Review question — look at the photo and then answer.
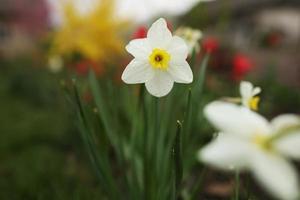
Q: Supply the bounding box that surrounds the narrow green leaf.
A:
[72,80,119,200]
[182,89,192,145]
[192,53,210,103]
[173,120,183,199]
[183,54,210,171]
[88,71,121,158]
[190,48,198,70]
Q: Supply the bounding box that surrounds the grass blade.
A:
[173,120,183,199]
[192,53,210,103]
[88,71,121,158]
[72,80,119,200]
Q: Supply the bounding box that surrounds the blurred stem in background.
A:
[235,170,240,200]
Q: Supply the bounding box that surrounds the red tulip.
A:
[232,54,253,81]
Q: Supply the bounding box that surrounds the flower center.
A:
[149,48,170,70]
[248,96,260,111]
[252,134,272,151]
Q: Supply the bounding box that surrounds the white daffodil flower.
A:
[175,27,202,55]
[198,101,300,200]
[240,81,261,111]
[122,18,193,97]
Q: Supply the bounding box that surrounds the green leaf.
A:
[182,89,192,150]
[72,80,119,200]
[88,71,121,158]
[173,120,183,199]
[192,53,210,103]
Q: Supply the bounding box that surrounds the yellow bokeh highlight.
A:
[51,0,127,62]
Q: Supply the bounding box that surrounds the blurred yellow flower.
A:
[51,0,127,62]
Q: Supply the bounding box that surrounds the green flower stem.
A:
[142,88,150,200]
[153,97,160,200]
[235,170,240,200]
[143,95,160,200]
[190,48,197,70]
[182,89,192,156]
[174,120,183,198]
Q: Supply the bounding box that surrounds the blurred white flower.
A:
[175,27,202,55]
[240,81,261,111]
[198,101,300,200]
[117,0,214,22]
[48,55,63,73]
[47,0,216,25]
[122,18,193,97]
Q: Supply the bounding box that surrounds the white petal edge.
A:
[121,59,154,84]
[270,114,300,133]
[198,133,254,170]
[168,60,193,83]
[125,38,152,60]
[145,71,174,97]
[147,18,172,49]
[240,81,253,99]
[167,36,189,62]
[250,152,299,200]
[252,87,261,96]
[204,101,271,138]
[274,131,300,159]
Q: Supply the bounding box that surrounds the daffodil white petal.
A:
[240,81,253,99]
[271,114,300,159]
[126,38,152,60]
[270,114,300,133]
[147,18,172,48]
[121,59,154,84]
[199,134,254,170]
[145,71,174,97]
[167,36,188,62]
[252,87,261,96]
[204,101,271,138]
[168,60,193,83]
[250,152,299,200]
[274,132,300,159]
